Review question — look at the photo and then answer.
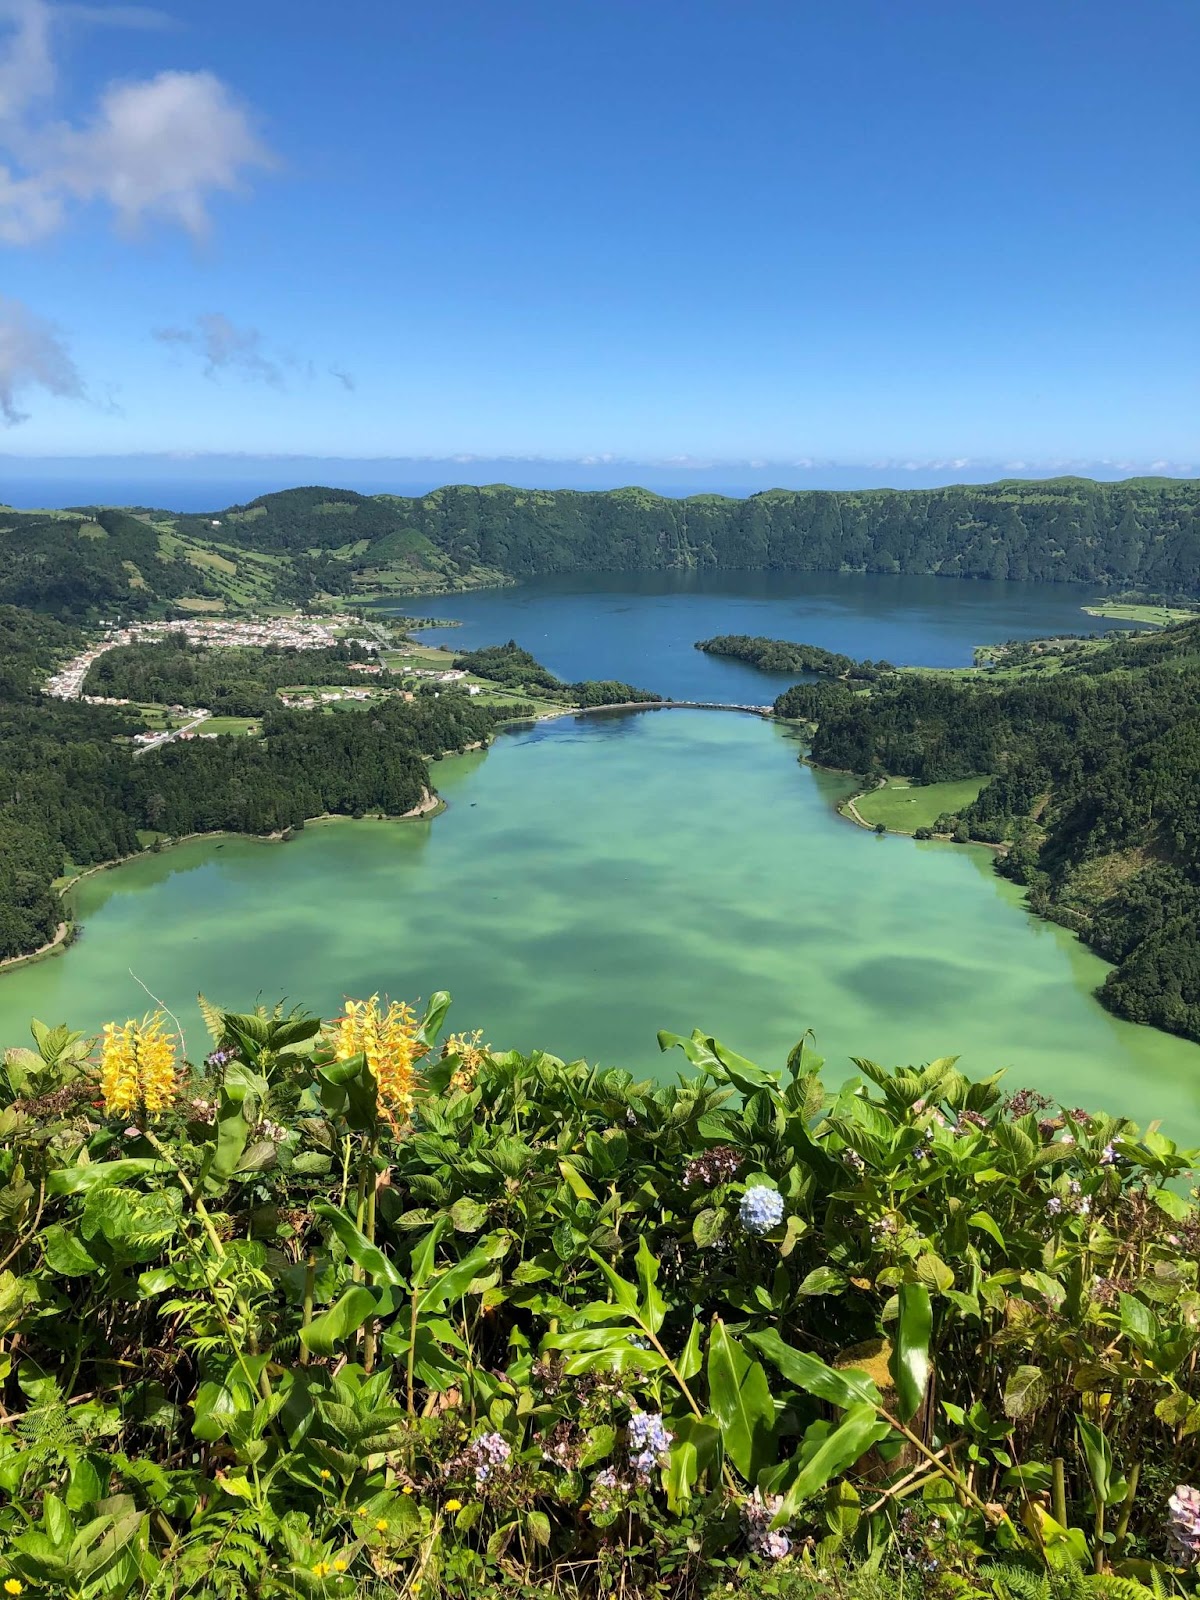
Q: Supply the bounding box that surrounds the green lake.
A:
[3,707,1199,1138]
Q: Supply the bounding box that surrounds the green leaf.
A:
[1154,1187,1193,1222]
[525,1510,551,1548]
[207,1085,252,1190]
[418,1245,494,1312]
[890,1283,931,1423]
[313,1203,405,1287]
[1003,1364,1049,1420]
[665,1416,720,1512]
[677,1320,703,1381]
[692,1208,723,1248]
[588,1250,640,1317]
[706,1320,775,1480]
[634,1237,666,1334]
[579,1425,616,1468]
[968,1210,1005,1248]
[1118,1292,1156,1353]
[797,1266,846,1296]
[1076,1415,1113,1507]
[300,1286,381,1356]
[915,1255,954,1294]
[409,1216,449,1289]
[41,1225,100,1277]
[47,1159,164,1197]
[777,1405,890,1519]
[449,1196,488,1232]
[747,1328,882,1411]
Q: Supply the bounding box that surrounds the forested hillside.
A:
[10,476,1200,619]
[802,620,1200,1040]
[204,476,1200,590]
[0,618,525,962]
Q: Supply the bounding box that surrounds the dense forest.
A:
[0,616,526,963]
[84,639,379,716]
[11,477,1200,620]
[798,620,1200,1040]
[453,639,662,706]
[696,634,893,682]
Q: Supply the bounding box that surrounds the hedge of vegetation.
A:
[2,998,1199,1600]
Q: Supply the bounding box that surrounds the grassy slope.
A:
[854,777,990,832]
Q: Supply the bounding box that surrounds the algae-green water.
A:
[3,709,1199,1138]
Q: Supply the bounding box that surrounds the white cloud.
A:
[154,312,283,386]
[0,292,83,423]
[0,0,272,243]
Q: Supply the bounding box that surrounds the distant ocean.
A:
[0,478,450,513]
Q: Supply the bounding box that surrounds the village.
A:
[42,611,484,750]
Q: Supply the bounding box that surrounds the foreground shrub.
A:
[0,1001,1198,1597]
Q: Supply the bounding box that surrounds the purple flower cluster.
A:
[467,1431,511,1484]
[627,1410,672,1478]
[744,1490,790,1560]
[206,1048,235,1070]
[1169,1485,1200,1562]
[682,1145,743,1189]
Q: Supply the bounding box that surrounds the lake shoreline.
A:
[0,789,445,978]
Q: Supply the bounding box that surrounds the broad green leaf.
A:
[47,1160,164,1197]
[677,1320,703,1381]
[300,1286,381,1356]
[665,1416,719,1512]
[706,1320,774,1480]
[418,1245,494,1312]
[1003,1364,1050,1420]
[890,1283,931,1423]
[409,1216,450,1289]
[747,1328,882,1411]
[915,1254,954,1294]
[314,1202,405,1286]
[968,1211,1005,1248]
[41,1225,100,1277]
[559,1161,598,1202]
[1118,1292,1156,1353]
[777,1404,890,1519]
[588,1250,640,1317]
[797,1266,846,1296]
[634,1237,666,1334]
[1076,1415,1112,1507]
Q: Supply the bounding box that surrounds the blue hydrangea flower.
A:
[739,1185,785,1235]
[627,1410,672,1477]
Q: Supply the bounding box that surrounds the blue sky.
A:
[0,0,1197,488]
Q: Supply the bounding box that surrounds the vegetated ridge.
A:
[759,619,1200,1042]
[8,475,1200,620]
[453,640,661,707]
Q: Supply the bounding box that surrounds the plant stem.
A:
[1052,1456,1067,1527]
[1113,1461,1140,1557]
[300,1255,315,1366]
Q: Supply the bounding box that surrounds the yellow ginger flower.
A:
[329,997,425,1128]
[444,1029,488,1093]
[99,1013,179,1119]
